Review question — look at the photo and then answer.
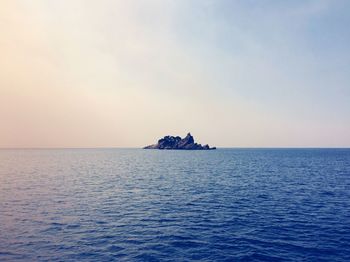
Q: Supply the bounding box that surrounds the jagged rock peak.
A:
[143,133,216,150]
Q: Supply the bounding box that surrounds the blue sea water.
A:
[0,149,350,261]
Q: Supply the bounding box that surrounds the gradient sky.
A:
[1,0,349,148]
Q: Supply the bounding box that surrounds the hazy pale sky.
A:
[1,0,349,148]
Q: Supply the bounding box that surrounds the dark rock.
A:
[144,133,216,150]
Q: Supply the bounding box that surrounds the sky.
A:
[0,0,349,148]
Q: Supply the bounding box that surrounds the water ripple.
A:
[0,148,350,261]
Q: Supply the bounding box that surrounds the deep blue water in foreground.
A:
[0,149,350,261]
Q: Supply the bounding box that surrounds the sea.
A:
[0,148,349,261]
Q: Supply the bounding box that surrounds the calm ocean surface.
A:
[0,149,350,261]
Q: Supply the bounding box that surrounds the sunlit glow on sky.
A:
[1,0,349,148]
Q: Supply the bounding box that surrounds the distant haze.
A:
[1,0,349,148]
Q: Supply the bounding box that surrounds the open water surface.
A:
[0,148,350,261]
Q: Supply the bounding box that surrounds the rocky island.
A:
[144,133,216,150]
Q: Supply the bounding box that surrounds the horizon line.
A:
[1,147,350,150]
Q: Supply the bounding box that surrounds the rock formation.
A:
[144,133,216,150]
